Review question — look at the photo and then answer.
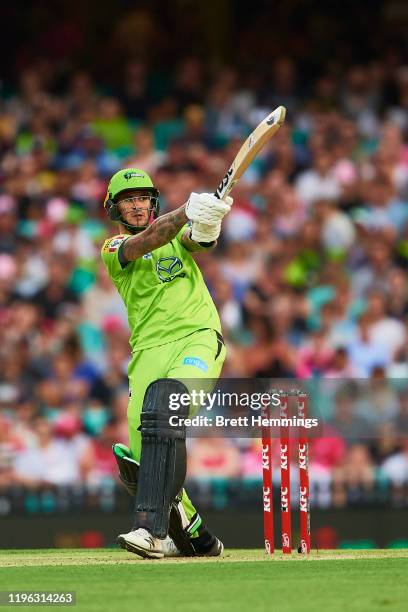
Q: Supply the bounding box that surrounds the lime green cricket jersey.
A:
[101,225,221,351]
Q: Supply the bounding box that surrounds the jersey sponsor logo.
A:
[183,357,208,372]
[143,252,152,260]
[103,236,126,253]
[156,256,185,283]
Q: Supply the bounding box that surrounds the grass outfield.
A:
[1,549,408,612]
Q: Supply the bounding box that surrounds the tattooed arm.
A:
[180,228,217,252]
[121,205,188,262]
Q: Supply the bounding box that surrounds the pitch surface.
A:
[1,549,407,612]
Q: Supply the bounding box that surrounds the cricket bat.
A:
[214,105,286,200]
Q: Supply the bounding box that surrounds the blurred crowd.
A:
[1,54,408,503]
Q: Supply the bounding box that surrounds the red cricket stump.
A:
[279,392,291,554]
[297,393,311,553]
[261,402,274,554]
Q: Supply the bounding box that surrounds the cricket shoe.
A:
[162,536,181,557]
[117,528,165,559]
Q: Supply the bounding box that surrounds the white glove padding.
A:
[186,193,233,224]
[191,220,221,243]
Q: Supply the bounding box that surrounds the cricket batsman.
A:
[101,168,231,558]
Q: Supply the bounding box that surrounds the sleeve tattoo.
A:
[122,205,189,261]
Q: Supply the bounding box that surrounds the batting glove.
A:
[185,193,233,224]
[191,220,222,243]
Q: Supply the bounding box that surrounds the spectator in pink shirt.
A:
[296,330,334,378]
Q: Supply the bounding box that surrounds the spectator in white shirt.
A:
[366,291,406,358]
[381,439,408,486]
[13,417,87,487]
[295,150,340,207]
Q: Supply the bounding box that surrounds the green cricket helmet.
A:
[103,168,160,232]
